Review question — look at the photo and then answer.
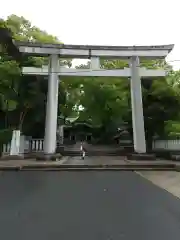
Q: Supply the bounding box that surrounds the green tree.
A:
[0,15,72,137]
[76,59,180,146]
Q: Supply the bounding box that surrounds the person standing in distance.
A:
[80,141,86,160]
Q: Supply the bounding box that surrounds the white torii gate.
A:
[17,42,174,156]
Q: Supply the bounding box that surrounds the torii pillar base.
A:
[35,153,62,161]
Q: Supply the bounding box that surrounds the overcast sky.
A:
[1,0,180,69]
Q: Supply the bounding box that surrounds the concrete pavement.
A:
[62,156,126,165]
[137,171,180,199]
[0,157,69,167]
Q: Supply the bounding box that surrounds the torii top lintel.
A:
[15,41,174,59]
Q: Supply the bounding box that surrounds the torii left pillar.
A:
[44,54,59,156]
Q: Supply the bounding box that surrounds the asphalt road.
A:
[0,171,180,240]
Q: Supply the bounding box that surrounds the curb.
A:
[9,163,178,168]
[0,164,177,171]
[20,168,176,171]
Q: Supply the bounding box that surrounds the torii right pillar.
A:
[130,56,146,153]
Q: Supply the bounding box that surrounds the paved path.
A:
[0,156,126,167]
[62,156,126,165]
[0,156,177,168]
[1,171,180,239]
[0,158,67,167]
[137,171,180,199]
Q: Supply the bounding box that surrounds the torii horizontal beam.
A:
[15,41,174,59]
[22,66,166,77]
